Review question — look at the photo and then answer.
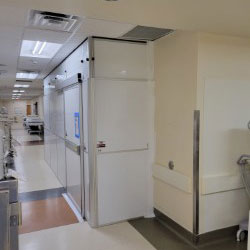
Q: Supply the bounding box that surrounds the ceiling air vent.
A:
[28,10,81,33]
[120,26,174,41]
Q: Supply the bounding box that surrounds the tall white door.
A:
[64,84,82,212]
[94,79,149,225]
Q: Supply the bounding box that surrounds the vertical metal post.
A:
[0,191,10,250]
[79,79,85,219]
[193,110,200,239]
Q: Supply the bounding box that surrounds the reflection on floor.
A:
[19,188,66,202]
[15,144,62,193]
[20,197,78,234]
[12,125,43,144]
[20,222,156,250]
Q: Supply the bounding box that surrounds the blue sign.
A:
[74,112,80,138]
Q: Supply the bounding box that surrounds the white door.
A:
[94,79,149,225]
[64,84,82,212]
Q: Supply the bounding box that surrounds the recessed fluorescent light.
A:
[32,41,40,55]
[20,40,62,59]
[14,84,30,88]
[13,90,25,93]
[16,72,38,80]
[38,42,47,55]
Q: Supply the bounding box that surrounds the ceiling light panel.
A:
[14,84,30,88]
[16,72,38,79]
[20,40,62,58]
[13,90,25,93]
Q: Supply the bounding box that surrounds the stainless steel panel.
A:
[0,191,10,250]
[193,110,200,237]
[0,178,18,203]
[79,82,85,218]
[10,202,21,250]
[65,140,80,155]
[0,178,20,250]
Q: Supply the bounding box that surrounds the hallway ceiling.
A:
[0,5,134,100]
[1,0,250,99]
[1,0,250,37]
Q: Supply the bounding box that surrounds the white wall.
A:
[154,31,199,232]
[0,100,27,122]
[197,33,250,233]
[154,31,250,234]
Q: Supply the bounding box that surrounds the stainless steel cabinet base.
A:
[0,178,21,250]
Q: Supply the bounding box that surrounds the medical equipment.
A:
[0,107,16,179]
[0,107,21,250]
[236,122,250,241]
[236,155,250,241]
[24,115,44,134]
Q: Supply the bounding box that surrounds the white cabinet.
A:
[64,45,84,79]
[91,78,150,226]
[94,39,147,80]
[97,151,147,225]
[95,79,149,152]
[43,38,153,228]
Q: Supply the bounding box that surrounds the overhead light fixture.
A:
[32,41,40,55]
[16,72,38,80]
[20,40,62,58]
[14,84,30,88]
[13,90,25,93]
[38,42,47,55]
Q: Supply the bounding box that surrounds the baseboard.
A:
[154,208,238,246]
[199,225,238,244]
[154,209,196,245]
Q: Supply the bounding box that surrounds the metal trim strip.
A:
[65,140,80,155]
[193,110,200,238]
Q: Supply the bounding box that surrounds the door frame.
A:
[58,74,85,219]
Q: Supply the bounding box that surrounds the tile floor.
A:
[130,218,247,250]
[19,222,156,250]
[20,197,78,234]
[16,125,156,250]
[14,124,247,250]
[15,144,62,193]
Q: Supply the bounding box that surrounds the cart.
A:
[236,154,250,241]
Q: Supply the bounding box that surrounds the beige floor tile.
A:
[19,222,156,250]
[14,142,62,193]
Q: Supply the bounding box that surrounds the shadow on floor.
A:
[129,218,247,250]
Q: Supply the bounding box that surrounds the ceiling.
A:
[0,5,134,100]
[1,0,250,38]
[1,0,250,100]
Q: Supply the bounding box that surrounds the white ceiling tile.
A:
[23,28,72,44]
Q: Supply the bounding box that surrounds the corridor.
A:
[13,125,157,250]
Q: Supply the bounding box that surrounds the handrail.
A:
[237,154,250,166]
